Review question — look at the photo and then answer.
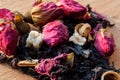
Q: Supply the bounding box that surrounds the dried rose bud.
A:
[16,22,30,35]
[14,11,24,23]
[0,8,14,21]
[56,0,86,18]
[0,9,19,56]
[35,53,67,76]
[94,29,115,57]
[23,11,33,24]
[42,20,69,47]
[14,12,30,35]
[0,22,19,56]
[31,2,63,26]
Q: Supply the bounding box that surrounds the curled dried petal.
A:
[69,23,91,45]
[76,23,91,37]
[35,53,68,76]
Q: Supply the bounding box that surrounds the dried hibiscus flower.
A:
[56,0,87,18]
[31,2,63,26]
[94,29,115,57]
[42,20,69,47]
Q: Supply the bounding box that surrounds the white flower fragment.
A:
[26,31,44,49]
[69,33,86,45]
[69,23,91,45]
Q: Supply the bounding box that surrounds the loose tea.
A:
[0,0,119,80]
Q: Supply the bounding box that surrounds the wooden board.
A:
[0,0,120,80]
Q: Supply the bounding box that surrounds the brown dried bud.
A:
[23,11,33,24]
[14,12,30,35]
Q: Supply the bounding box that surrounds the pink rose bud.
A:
[0,8,18,56]
[0,8,14,21]
[0,22,19,56]
[94,29,115,57]
[42,20,69,47]
[31,2,63,26]
[56,0,86,18]
[35,53,67,76]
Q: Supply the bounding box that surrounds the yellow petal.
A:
[67,52,74,67]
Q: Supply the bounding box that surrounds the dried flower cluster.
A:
[0,0,118,80]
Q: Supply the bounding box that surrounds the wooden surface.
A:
[0,0,120,80]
